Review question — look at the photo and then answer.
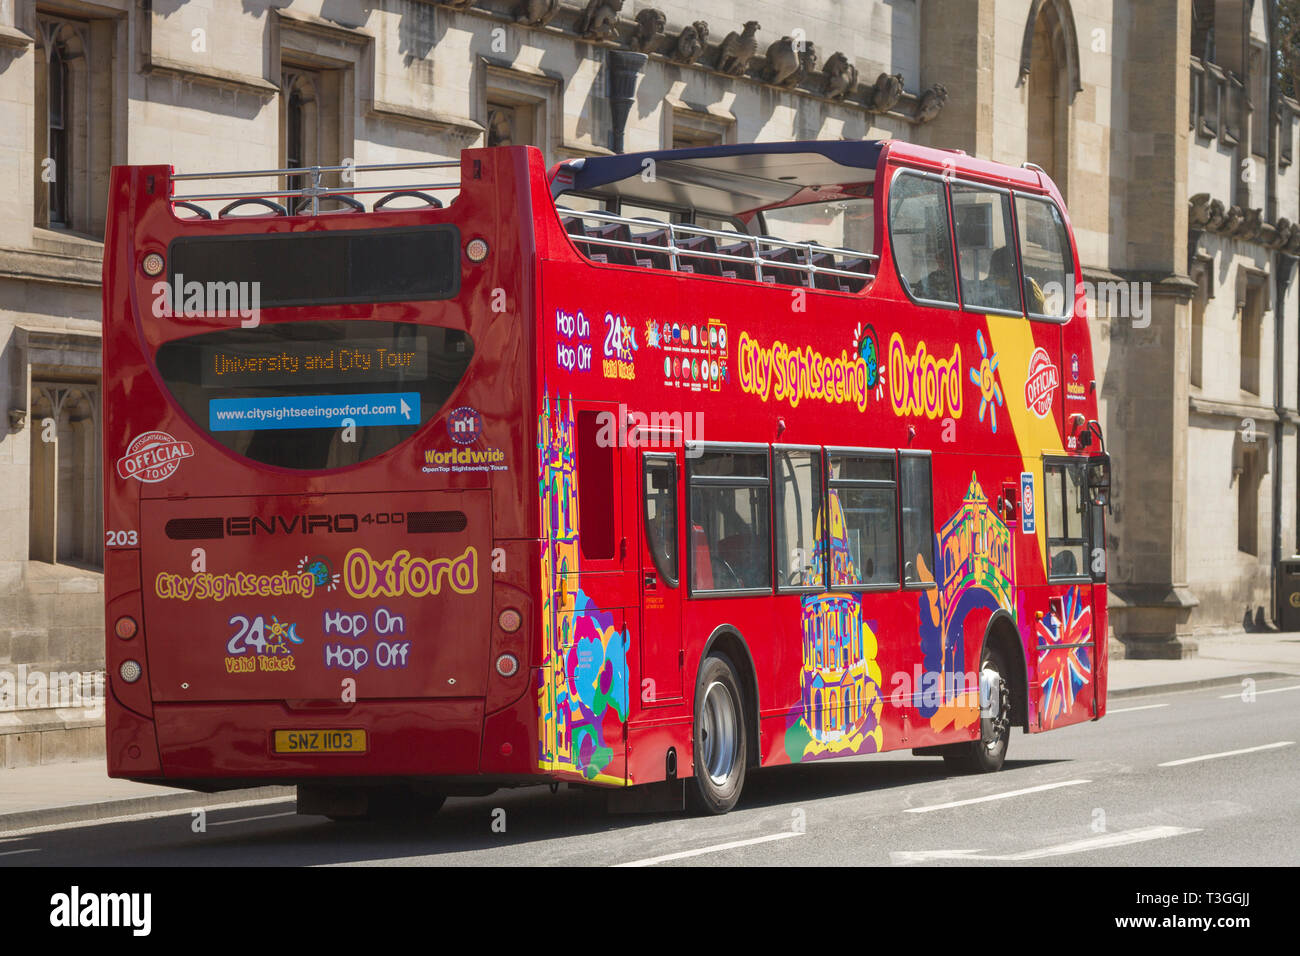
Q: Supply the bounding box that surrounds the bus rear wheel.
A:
[942,644,1012,774]
[687,653,748,815]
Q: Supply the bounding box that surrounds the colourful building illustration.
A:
[536,393,629,783]
[787,491,884,760]
[917,473,1015,730]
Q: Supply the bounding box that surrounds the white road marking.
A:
[1158,740,1294,767]
[0,848,41,857]
[904,779,1091,813]
[209,811,297,828]
[614,831,801,867]
[1108,703,1169,714]
[1218,684,1300,699]
[891,825,1201,864]
[0,796,293,839]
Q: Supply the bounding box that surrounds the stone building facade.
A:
[0,0,1295,763]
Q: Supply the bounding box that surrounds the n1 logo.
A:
[1020,471,1036,535]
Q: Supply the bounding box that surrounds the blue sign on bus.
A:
[209,392,420,431]
[1021,471,1036,534]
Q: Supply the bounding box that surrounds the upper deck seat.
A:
[758,242,806,287]
[810,250,840,291]
[717,240,758,281]
[676,235,723,276]
[810,249,871,293]
[629,219,672,270]
[838,257,871,293]
[591,222,637,266]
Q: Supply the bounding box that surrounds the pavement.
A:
[3,629,1299,837]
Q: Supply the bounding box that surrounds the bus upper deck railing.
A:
[554,206,877,292]
[164,162,876,295]
[169,161,462,217]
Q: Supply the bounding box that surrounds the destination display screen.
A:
[200,338,429,388]
[167,225,460,307]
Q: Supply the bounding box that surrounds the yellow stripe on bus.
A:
[983,314,1066,577]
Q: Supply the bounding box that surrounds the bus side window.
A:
[1089,496,1107,582]
[1015,195,1075,320]
[826,451,898,588]
[774,447,825,591]
[888,172,958,307]
[576,410,616,560]
[951,185,1021,314]
[688,449,771,594]
[899,453,935,586]
[643,455,678,586]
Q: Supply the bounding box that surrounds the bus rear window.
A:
[155,320,473,470]
[167,225,460,307]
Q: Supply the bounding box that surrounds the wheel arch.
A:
[699,624,762,768]
[983,610,1030,732]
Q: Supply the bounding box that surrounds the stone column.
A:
[918,0,995,156]
[1106,0,1199,658]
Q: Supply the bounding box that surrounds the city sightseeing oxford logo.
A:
[116,431,195,483]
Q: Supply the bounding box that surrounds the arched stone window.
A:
[33,16,90,230]
[29,383,102,568]
[1019,0,1082,200]
[283,70,322,171]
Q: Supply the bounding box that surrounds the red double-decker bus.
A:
[103,140,1111,817]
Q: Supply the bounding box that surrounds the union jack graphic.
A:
[1037,587,1092,729]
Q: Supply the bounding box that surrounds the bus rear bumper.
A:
[143,699,485,779]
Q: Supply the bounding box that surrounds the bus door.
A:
[542,403,633,782]
[638,451,684,706]
[1036,457,1097,730]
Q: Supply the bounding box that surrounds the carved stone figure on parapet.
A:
[515,0,561,28]
[914,83,948,123]
[863,72,904,113]
[670,21,709,65]
[717,21,760,76]
[822,53,859,101]
[764,36,800,86]
[629,8,667,54]
[578,0,625,42]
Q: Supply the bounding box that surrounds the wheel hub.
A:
[700,680,738,785]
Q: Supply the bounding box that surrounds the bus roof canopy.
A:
[554,140,885,217]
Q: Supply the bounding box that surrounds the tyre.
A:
[942,644,1012,773]
[687,653,748,814]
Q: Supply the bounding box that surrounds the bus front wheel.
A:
[943,644,1011,774]
[687,653,748,814]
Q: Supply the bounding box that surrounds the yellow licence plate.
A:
[273,729,367,754]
